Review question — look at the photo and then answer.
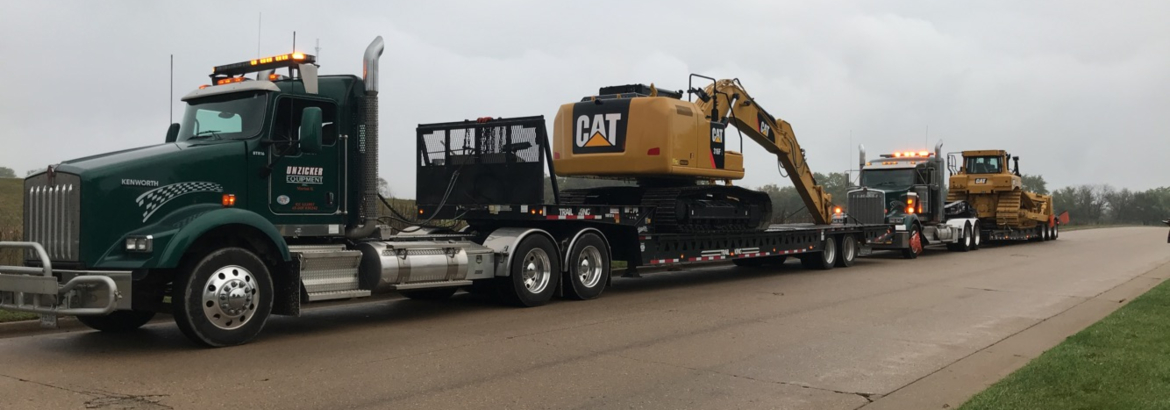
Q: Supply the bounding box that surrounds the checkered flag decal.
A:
[136,182,224,222]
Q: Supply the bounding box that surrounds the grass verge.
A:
[0,309,38,323]
[959,278,1170,410]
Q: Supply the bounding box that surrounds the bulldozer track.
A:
[996,190,1023,226]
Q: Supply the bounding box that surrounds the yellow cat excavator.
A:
[552,75,834,232]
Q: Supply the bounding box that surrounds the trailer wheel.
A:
[835,235,857,267]
[400,287,459,300]
[496,235,560,307]
[77,310,156,333]
[563,232,609,300]
[172,247,273,347]
[1051,224,1059,240]
[901,226,924,259]
[972,228,983,250]
[801,237,837,270]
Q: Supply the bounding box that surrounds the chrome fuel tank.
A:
[357,241,495,293]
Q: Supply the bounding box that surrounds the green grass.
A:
[0,309,37,323]
[0,178,22,266]
[959,279,1170,410]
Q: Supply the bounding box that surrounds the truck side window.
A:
[271,98,340,151]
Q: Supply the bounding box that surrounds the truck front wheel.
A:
[77,310,155,333]
[172,248,274,347]
[901,226,924,259]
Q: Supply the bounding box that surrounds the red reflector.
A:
[647,147,660,156]
[554,152,561,159]
[476,117,493,123]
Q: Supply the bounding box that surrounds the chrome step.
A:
[291,245,367,302]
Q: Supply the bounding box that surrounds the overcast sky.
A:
[2,1,1167,196]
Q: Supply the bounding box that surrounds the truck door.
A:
[266,97,341,216]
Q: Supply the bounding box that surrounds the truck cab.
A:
[845,142,979,258]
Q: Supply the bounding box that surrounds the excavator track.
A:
[995,190,1023,227]
[559,185,772,233]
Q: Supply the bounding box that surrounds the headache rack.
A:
[416,116,559,218]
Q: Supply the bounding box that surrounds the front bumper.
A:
[0,242,129,319]
[869,231,911,250]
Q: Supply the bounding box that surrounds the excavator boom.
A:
[696,79,834,225]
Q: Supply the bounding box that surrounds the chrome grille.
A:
[24,172,81,262]
[847,190,885,225]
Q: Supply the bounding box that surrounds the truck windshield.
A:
[964,156,1002,174]
[860,169,917,189]
[177,92,268,142]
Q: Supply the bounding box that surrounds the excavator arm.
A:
[693,79,834,225]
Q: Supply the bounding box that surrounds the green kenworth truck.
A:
[0,36,889,347]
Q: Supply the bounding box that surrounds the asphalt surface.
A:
[0,227,1166,410]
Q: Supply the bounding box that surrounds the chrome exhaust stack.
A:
[347,36,385,239]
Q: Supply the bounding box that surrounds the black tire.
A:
[563,232,609,300]
[800,237,837,270]
[77,310,156,333]
[172,247,274,347]
[733,255,787,267]
[901,226,923,259]
[1052,224,1059,240]
[400,287,459,300]
[835,235,857,267]
[972,228,983,250]
[952,225,972,252]
[495,235,560,307]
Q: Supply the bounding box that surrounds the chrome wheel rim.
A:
[576,246,604,288]
[201,265,257,330]
[843,238,855,262]
[823,238,837,264]
[521,248,552,294]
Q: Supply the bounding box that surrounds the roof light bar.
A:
[211,52,316,80]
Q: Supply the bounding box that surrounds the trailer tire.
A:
[972,228,983,250]
[172,247,273,347]
[1052,224,1059,240]
[496,235,560,307]
[400,287,459,301]
[800,237,837,270]
[563,232,609,300]
[77,310,156,333]
[835,235,857,267]
[901,226,924,259]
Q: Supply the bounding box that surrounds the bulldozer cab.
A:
[959,150,1008,175]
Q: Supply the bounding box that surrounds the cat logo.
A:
[576,113,622,148]
[571,99,630,154]
[757,112,776,143]
[711,127,724,143]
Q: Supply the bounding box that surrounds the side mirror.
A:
[299,107,323,154]
[165,123,180,143]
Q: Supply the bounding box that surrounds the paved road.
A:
[1,227,1167,410]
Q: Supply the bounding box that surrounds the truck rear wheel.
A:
[1052,224,1060,240]
[496,235,560,307]
[835,235,857,267]
[948,225,972,252]
[563,232,608,300]
[77,310,156,333]
[800,237,837,270]
[172,247,274,347]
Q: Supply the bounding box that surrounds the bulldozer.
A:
[946,150,1059,241]
[551,76,834,233]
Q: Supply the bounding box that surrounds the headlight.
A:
[124,235,153,253]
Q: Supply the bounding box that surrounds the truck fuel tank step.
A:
[290,245,370,302]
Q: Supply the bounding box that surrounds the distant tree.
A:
[1020,174,1048,195]
[0,167,14,178]
[377,177,392,198]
